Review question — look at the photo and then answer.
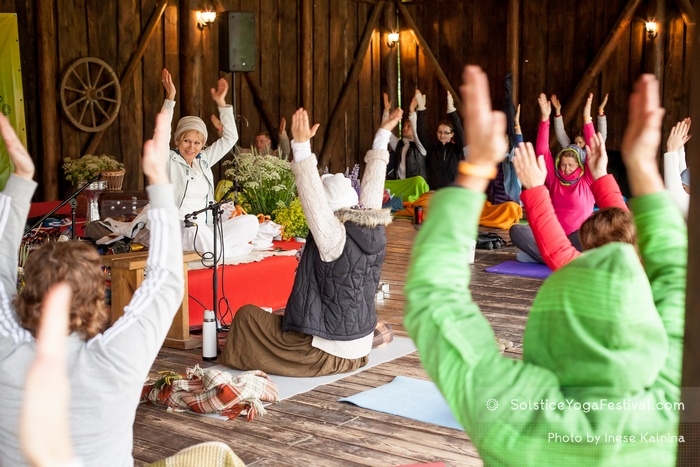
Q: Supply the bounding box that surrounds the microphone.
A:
[220,183,237,203]
[184,213,196,228]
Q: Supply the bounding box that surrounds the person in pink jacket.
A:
[509,93,597,263]
[512,131,633,270]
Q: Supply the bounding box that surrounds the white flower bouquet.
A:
[223,150,297,216]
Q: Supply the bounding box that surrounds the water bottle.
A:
[202,310,218,361]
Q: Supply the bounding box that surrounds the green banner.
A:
[0,14,27,190]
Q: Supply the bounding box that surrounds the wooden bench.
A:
[101,251,202,350]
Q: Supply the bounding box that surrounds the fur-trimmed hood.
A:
[335,207,393,228]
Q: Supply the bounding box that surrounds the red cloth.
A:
[28,201,86,236]
[187,240,301,326]
[522,174,628,271]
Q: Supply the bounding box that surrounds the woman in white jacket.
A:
[161,69,258,260]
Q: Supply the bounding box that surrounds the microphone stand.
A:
[185,183,237,336]
[24,175,102,239]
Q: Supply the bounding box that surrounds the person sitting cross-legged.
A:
[220,107,398,377]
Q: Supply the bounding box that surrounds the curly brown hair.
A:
[14,241,109,339]
[579,207,637,251]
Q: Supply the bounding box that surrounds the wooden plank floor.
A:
[134,218,543,466]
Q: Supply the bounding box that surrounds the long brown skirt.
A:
[220,305,368,377]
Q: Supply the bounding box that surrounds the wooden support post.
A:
[301,0,314,110]
[678,1,700,458]
[507,0,521,106]
[318,1,385,169]
[676,0,696,26]
[83,0,169,156]
[383,1,398,110]
[646,0,666,83]
[396,1,463,117]
[560,0,642,134]
[243,73,279,142]
[179,0,203,119]
[36,0,61,200]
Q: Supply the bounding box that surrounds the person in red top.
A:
[512,132,632,270]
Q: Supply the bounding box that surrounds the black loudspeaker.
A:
[219,11,256,72]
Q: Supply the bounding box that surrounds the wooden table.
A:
[101,250,202,349]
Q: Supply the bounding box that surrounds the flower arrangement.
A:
[223,150,296,216]
[273,197,309,240]
[62,154,124,185]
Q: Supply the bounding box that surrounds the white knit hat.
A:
[321,173,358,211]
[174,116,208,143]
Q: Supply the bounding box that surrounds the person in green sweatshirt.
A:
[404,66,686,466]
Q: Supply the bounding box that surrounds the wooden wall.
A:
[1,0,693,200]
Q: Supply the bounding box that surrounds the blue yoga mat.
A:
[339,376,462,430]
[485,259,551,279]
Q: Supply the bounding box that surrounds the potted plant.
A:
[62,154,125,188]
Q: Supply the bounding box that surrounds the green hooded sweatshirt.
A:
[404,187,686,466]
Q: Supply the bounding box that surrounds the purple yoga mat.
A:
[485,260,552,279]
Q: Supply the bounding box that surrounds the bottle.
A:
[202,310,218,361]
[414,206,423,225]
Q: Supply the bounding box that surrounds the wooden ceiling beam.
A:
[319,0,385,169]
[560,0,642,136]
[396,1,463,117]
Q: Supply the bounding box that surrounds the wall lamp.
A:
[645,21,658,40]
[387,32,400,48]
[197,10,217,30]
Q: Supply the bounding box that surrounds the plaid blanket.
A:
[141,365,279,420]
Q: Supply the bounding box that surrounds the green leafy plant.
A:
[62,154,124,185]
[273,197,309,240]
[223,150,296,216]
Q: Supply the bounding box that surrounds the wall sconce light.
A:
[387,32,400,48]
[645,21,658,39]
[196,10,217,30]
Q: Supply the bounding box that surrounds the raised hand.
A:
[586,132,608,180]
[461,66,508,168]
[550,95,562,115]
[409,95,418,113]
[161,68,176,101]
[20,283,74,467]
[279,116,287,135]
[415,89,426,110]
[598,93,609,115]
[383,92,391,112]
[583,93,593,122]
[0,114,34,180]
[537,93,551,121]
[291,108,320,143]
[210,78,229,107]
[142,110,171,185]
[381,108,403,131]
[512,142,547,189]
[666,117,691,153]
[447,91,456,113]
[621,74,666,196]
[210,114,223,134]
[514,104,521,129]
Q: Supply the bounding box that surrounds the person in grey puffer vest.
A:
[220,107,401,377]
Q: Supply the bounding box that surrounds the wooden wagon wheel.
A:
[60,57,122,133]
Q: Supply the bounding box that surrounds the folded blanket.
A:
[141,365,279,420]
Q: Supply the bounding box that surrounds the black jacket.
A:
[417,110,465,190]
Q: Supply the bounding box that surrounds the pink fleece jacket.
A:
[535,119,595,235]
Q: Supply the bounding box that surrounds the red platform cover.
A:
[187,240,302,327]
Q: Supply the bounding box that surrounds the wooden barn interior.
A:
[3,0,700,464]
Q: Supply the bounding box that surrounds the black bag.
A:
[476,232,507,250]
